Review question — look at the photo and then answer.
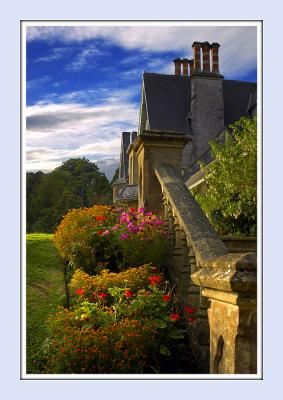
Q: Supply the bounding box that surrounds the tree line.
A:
[27,158,114,233]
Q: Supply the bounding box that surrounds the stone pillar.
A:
[135,131,191,216]
[173,58,182,75]
[192,41,202,73]
[191,252,257,374]
[201,41,211,73]
[211,42,220,75]
[127,143,138,185]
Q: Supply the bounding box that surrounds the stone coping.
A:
[154,163,228,264]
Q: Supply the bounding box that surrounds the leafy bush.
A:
[53,206,169,274]
[195,117,257,236]
[42,265,197,374]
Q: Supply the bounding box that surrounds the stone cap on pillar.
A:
[191,252,257,295]
[135,130,192,155]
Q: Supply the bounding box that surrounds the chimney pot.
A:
[173,58,182,76]
[182,58,189,76]
[211,42,221,75]
[201,41,211,73]
[192,41,202,73]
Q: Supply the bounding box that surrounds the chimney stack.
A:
[173,58,182,75]
[192,41,202,73]
[211,42,220,75]
[201,41,211,73]
[182,58,189,75]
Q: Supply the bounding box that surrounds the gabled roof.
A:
[143,73,191,134]
[142,72,257,134]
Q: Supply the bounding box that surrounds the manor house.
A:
[113,41,257,207]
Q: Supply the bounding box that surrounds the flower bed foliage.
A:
[53,205,169,274]
[41,265,198,374]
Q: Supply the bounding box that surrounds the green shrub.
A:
[195,117,257,236]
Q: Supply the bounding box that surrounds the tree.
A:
[26,158,112,233]
[195,117,257,236]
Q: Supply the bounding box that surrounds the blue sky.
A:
[26,24,257,176]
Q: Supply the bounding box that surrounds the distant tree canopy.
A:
[27,158,112,233]
[194,117,257,236]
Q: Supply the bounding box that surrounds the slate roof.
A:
[222,79,257,127]
[143,72,257,134]
[116,185,138,202]
[143,73,191,134]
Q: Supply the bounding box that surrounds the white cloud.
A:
[26,89,139,172]
[33,47,70,63]
[26,75,51,90]
[66,44,105,71]
[26,25,257,77]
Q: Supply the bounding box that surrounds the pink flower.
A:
[119,212,131,223]
[154,220,164,226]
[127,223,139,233]
[145,211,153,217]
[120,233,129,240]
[138,207,145,213]
[101,229,110,236]
[112,225,120,231]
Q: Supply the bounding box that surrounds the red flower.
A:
[184,306,198,314]
[98,292,107,299]
[97,229,103,236]
[187,317,197,324]
[169,313,180,321]
[75,288,85,296]
[124,290,134,298]
[129,207,136,213]
[95,215,107,222]
[149,275,162,286]
[163,294,170,302]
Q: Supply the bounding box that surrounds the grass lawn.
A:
[26,233,65,374]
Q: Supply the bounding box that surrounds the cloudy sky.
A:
[25,23,257,178]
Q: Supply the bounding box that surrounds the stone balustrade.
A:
[154,163,257,374]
